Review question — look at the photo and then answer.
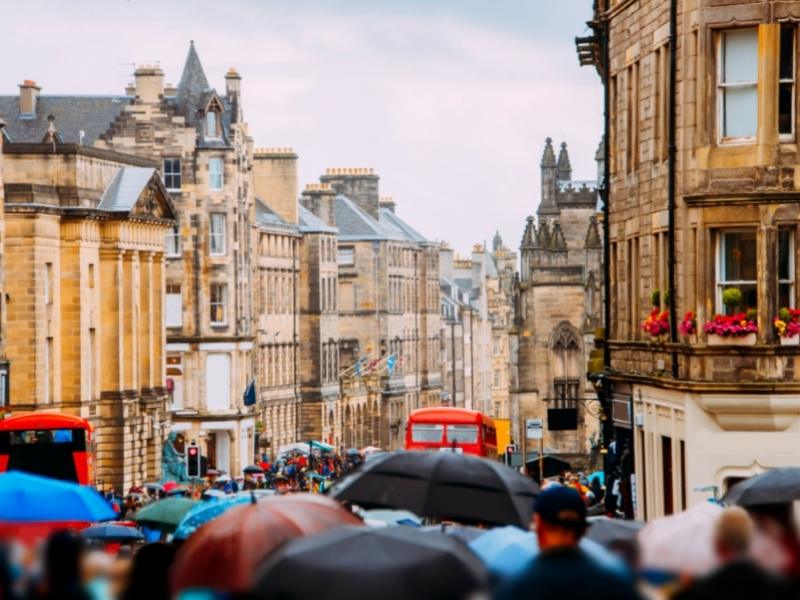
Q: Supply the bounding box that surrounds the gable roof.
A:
[0,95,131,144]
[335,195,403,241]
[299,204,337,234]
[98,167,176,220]
[378,207,428,243]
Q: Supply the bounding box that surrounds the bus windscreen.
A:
[0,428,85,483]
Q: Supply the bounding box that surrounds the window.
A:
[446,424,479,444]
[88,263,95,289]
[626,61,640,171]
[166,225,181,257]
[166,284,182,328]
[779,229,795,308]
[44,262,53,306]
[338,247,354,266]
[411,423,444,443]
[209,214,226,255]
[718,28,758,140]
[716,230,757,313]
[210,283,227,325]
[209,157,224,191]
[206,111,219,139]
[780,24,796,139]
[205,353,231,411]
[163,158,182,191]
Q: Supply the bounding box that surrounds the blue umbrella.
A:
[469,526,627,579]
[81,524,144,542]
[173,490,274,540]
[0,471,116,522]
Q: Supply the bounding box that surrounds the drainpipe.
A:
[601,16,611,370]
[667,0,679,377]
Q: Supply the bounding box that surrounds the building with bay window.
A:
[583,0,800,520]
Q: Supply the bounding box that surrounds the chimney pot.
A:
[134,64,165,103]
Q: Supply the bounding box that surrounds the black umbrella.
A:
[586,518,644,547]
[421,523,486,543]
[243,464,265,475]
[329,451,538,528]
[81,524,144,542]
[723,468,800,506]
[252,526,488,600]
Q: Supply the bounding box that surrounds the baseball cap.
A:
[534,486,587,532]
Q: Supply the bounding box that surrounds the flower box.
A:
[780,336,800,346]
[707,333,756,346]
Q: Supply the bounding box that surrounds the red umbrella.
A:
[171,493,363,594]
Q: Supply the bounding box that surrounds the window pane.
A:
[411,424,443,443]
[722,231,757,281]
[723,29,758,83]
[206,111,217,137]
[780,83,794,135]
[780,25,795,81]
[209,158,223,190]
[780,283,793,309]
[445,425,479,444]
[723,86,757,138]
[779,230,792,280]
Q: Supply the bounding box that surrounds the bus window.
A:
[446,425,479,444]
[411,424,444,443]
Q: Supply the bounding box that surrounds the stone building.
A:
[583,0,800,519]
[0,120,7,403]
[93,44,257,475]
[513,139,603,465]
[0,139,175,492]
[300,170,442,450]
[489,233,515,420]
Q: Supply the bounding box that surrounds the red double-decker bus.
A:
[0,413,94,485]
[405,407,497,458]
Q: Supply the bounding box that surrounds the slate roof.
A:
[334,195,403,241]
[255,198,299,233]
[0,95,131,144]
[97,167,157,212]
[378,207,428,244]
[176,41,211,127]
[299,204,337,234]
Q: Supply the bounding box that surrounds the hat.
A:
[534,486,587,531]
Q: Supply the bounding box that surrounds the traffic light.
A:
[505,444,517,466]
[186,441,201,478]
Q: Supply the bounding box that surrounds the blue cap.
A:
[534,486,586,530]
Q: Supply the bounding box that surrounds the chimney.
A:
[134,64,165,103]
[320,168,380,220]
[163,83,177,98]
[225,68,242,101]
[379,197,396,213]
[300,183,337,227]
[18,80,41,116]
[252,148,299,225]
[125,81,136,96]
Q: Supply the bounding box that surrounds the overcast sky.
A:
[1,0,602,255]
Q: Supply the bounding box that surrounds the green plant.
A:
[722,287,744,311]
[779,307,791,322]
[651,289,660,308]
[746,308,757,322]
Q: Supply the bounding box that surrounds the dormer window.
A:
[206,110,219,139]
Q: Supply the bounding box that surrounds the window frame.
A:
[208,157,224,191]
[165,284,182,328]
[779,24,796,141]
[209,213,227,256]
[162,158,182,191]
[166,225,181,258]
[338,246,355,266]
[209,282,228,326]
[715,229,758,314]
[206,111,220,139]
[717,28,759,144]
[778,228,796,308]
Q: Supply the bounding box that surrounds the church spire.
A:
[541,137,556,168]
[538,137,559,216]
[176,41,211,124]
[557,142,572,182]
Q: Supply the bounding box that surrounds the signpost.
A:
[525,418,544,482]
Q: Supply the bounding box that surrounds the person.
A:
[28,531,90,600]
[496,487,642,600]
[119,543,176,600]
[675,506,793,600]
[107,551,132,600]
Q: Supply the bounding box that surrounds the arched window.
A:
[549,321,581,401]
[206,110,219,138]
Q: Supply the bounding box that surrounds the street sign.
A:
[526,418,543,440]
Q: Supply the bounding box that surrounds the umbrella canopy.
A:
[243,464,265,475]
[171,493,362,594]
[722,468,800,507]
[81,524,144,542]
[639,501,722,575]
[173,491,274,540]
[143,482,164,493]
[421,523,485,543]
[253,526,489,600]
[133,497,196,533]
[0,471,116,523]
[202,489,226,500]
[361,446,382,455]
[586,518,644,548]
[329,451,539,528]
[363,509,421,528]
[468,525,625,579]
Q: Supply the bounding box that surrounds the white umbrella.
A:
[639,501,723,575]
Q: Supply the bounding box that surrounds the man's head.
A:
[532,486,587,550]
[714,506,754,562]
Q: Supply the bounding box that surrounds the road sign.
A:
[526,418,543,440]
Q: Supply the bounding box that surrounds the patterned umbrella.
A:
[173,490,274,540]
